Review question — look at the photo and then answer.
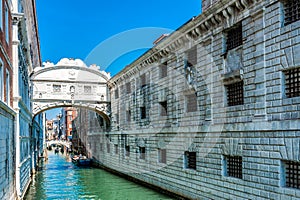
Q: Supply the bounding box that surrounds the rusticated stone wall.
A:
[82,0,300,199]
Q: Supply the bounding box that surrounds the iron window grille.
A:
[159,62,168,78]
[226,23,243,52]
[125,145,130,157]
[107,143,110,153]
[284,160,300,189]
[114,145,118,154]
[140,74,146,88]
[126,110,131,122]
[160,101,168,116]
[139,147,146,159]
[186,93,198,112]
[126,82,131,94]
[84,86,91,93]
[283,0,300,26]
[226,155,243,179]
[226,81,244,106]
[53,84,61,92]
[284,68,300,98]
[115,88,119,99]
[140,107,146,119]
[185,151,197,170]
[158,149,167,164]
[115,113,119,125]
[187,46,197,66]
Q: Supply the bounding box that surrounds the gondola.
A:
[71,155,92,166]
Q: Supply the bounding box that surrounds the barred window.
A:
[125,145,130,157]
[159,101,168,116]
[140,74,146,88]
[186,94,197,112]
[53,84,61,93]
[115,113,119,124]
[283,0,300,26]
[126,82,131,94]
[226,81,244,106]
[139,147,146,159]
[114,144,118,154]
[187,46,197,66]
[140,107,146,119]
[107,142,110,153]
[126,110,131,122]
[226,23,243,52]
[84,86,91,94]
[284,68,300,98]
[225,155,243,179]
[184,151,196,170]
[159,62,168,78]
[284,160,300,189]
[115,88,119,99]
[158,149,167,164]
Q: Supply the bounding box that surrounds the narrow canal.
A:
[25,151,175,200]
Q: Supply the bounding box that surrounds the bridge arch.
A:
[46,140,72,149]
[30,58,111,124]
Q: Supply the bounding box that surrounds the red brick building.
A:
[0,0,12,106]
[63,107,77,140]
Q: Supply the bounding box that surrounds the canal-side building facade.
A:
[84,0,300,199]
[62,107,78,141]
[11,0,43,199]
[8,0,44,199]
[0,0,15,199]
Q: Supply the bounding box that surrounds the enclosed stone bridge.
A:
[46,140,71,149]
[30,58,111,123]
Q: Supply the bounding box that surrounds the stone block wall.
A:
[86,0,300,199]
[0,103,15,200]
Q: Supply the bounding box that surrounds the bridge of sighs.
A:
[30,58,111,124]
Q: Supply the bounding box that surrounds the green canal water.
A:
[25,151,175,200]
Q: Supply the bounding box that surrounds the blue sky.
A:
[36,0,201,119]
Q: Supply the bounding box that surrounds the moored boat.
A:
[72,155,92,166]
[54,147,59,154]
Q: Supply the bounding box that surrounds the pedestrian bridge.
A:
[46,140,71,148]
[30,58,111,123]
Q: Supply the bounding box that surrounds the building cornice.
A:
[109,0,259,86]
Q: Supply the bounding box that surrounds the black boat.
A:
[72,155,92,166]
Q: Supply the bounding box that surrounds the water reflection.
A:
[25,151,174,200]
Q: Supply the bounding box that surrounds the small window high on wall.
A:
[282,160,300,189]
[184,151,196,170]
[159,62,168,78]
[225,81,244,106]
[224,155,243,179]
[186,93,197,112]
[284,67,300,98]
[226,23,243,52]
[283,0,300,26]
